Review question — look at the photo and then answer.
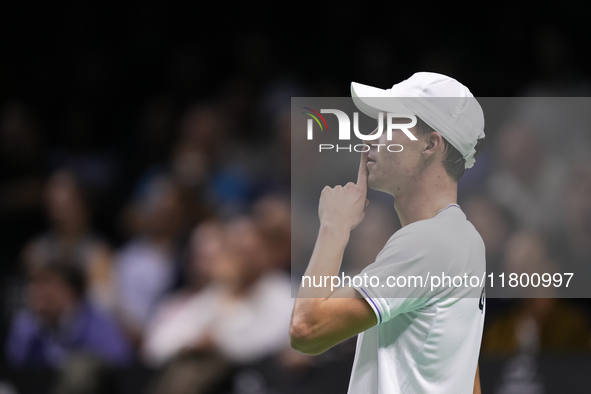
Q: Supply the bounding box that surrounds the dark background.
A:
[2,1,591,256]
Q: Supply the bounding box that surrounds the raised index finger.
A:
[357,150,368,188]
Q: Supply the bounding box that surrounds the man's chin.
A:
[367,178,394,195]
[367,178,382,193]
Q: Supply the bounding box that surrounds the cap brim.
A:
[351,82,410,119]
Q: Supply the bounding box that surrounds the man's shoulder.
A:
[376,209,481,271]
[386,216,463,250]
[392,206,478,241]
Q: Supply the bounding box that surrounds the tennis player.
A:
[290,72,486,394]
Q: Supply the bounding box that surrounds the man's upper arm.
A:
[290,286,377,355]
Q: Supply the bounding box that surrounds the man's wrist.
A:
[319,221,351,241]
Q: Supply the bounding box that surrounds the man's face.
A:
[363,121,424,195]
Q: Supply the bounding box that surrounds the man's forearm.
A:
[296,223,350,299]
[290,222,352,353]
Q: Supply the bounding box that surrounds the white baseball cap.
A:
[351,72,485,169]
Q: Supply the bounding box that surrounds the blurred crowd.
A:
[1,11,591,393]
[0,90,302,393]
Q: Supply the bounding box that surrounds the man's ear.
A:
[422,131,444,159]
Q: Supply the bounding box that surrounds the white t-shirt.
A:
[349,204,486,394]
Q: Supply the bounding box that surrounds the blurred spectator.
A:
[563,162,591,269]
[171,103,228,189]
[263,107,291,192]
[251,193,291,271]
[114,174,188,346]
[142,214,293,394]
[482,297,590,355]
[549,161,591,309]
[141,220,224,366]
[170,102,258,217]
[463,196,516,321]
[207,213,292,364]
[5,264,131,367]
[487,121,569,239]
[21,170,115,311]
[482,231,590,355]
[463,195,515,275]
[512,96,591,166]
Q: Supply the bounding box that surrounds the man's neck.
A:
[393,173,458,227]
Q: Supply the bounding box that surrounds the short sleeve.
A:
[353,220,465,324]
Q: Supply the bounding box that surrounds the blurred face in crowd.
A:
[27,269,77,327]
[503,231,552,274]
[151,187,184,237]
[178,104,228,160]
[188,220,225,287]
[140,177,186,239]
[497,122,545,181]
[45,171,88,233]
[463,197,512,256]
[252,195,291,268]
[210,217,272,291]
[503,231,556,298]
[171,104,229,187]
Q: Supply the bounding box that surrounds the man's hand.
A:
[318,151,369,231]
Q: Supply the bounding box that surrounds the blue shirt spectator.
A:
[5,265,132,368]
